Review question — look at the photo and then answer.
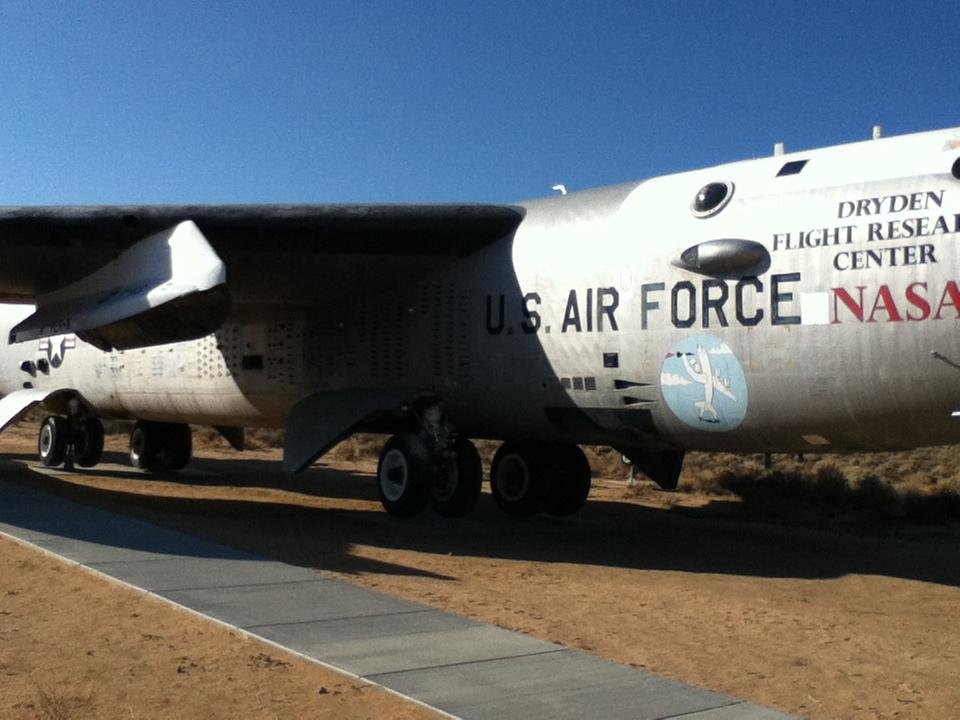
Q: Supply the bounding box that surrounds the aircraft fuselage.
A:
[2,126,960,473]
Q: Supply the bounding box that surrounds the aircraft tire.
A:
[377,433,432,518]
[162,423,193,471]
[129,421,162,471]
[541,444,592,517]
[490,441,547,517]
[74,417,105,468]
[431,437,482,518]
[38,416,69,467]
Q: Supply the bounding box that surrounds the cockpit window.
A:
[952,157,960,180]
[691,181,733,217]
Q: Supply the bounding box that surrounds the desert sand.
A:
[2,423,959,719]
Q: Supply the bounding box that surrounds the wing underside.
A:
[0,203,524,301]
[0,203,524,348]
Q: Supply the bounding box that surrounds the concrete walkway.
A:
[0,477,794,720]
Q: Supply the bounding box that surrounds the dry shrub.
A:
[244,427,284,450]
[33,683,93,720]
[583,445,628,479]
[191,424,228,450]
[711,464,960,525]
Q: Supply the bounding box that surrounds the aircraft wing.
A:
[0,204,524,349]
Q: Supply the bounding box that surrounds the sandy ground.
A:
[2,425,959,720]
[0,534,439,720]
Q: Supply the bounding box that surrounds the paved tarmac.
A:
[0,476,794,720]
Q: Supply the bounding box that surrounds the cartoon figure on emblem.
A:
[660,335,747,432]
[680,345,736,423]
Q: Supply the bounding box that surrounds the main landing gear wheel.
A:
[431,437,482,518]
[162,423,193,471]
[490,441,548,517]
[377,433,433,517]
[37,415,105,468]
[490,442,593,517]
[38,416,69,467]
[129,421,193,471]
[541,444,592,517]
[73,417,105,468]
[377,433,432,517]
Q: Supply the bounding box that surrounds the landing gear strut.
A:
[376,403,482,518]
[431,436,482,518]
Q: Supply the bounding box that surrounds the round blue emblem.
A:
[659,334,748,432]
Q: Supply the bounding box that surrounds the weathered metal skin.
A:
[1,126,959,460]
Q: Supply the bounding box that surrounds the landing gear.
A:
[490,441,592,517]
[490,441,546,517]
[541,444,592,517]
[73,417,105,468]
[37,415,105,468]
[38,416,69,467]
[431,436,482,518]
[163,423,193,471]
[376,402,483,518]
[129,421,193,471]
[377,433,432,517]
[372,401,590,519]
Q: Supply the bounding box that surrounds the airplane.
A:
[0,125,958,520]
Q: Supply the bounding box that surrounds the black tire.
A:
[490,441,548,517]
[129,421,161,470]
[431,437,482,518]
[162,423,192,471]
[541,444,592,517]
[38,416,68,467]
[74,417,105,468]
[377,433,432,518]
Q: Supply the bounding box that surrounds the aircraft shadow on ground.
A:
[0,453,444,580]
[2,452,959,589]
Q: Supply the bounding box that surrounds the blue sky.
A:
[0,1,957,204]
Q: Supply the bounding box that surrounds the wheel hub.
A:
[497,454,530,502]
[432,460,458,503]
[39,425,53,456]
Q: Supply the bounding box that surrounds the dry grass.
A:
[30,684,93,720]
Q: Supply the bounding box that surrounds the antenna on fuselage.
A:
[872,125,883,139]
[552,184,567,195]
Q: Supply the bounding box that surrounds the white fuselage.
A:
[2,126,960,455]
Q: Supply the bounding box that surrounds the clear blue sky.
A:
[1,1,957,204]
